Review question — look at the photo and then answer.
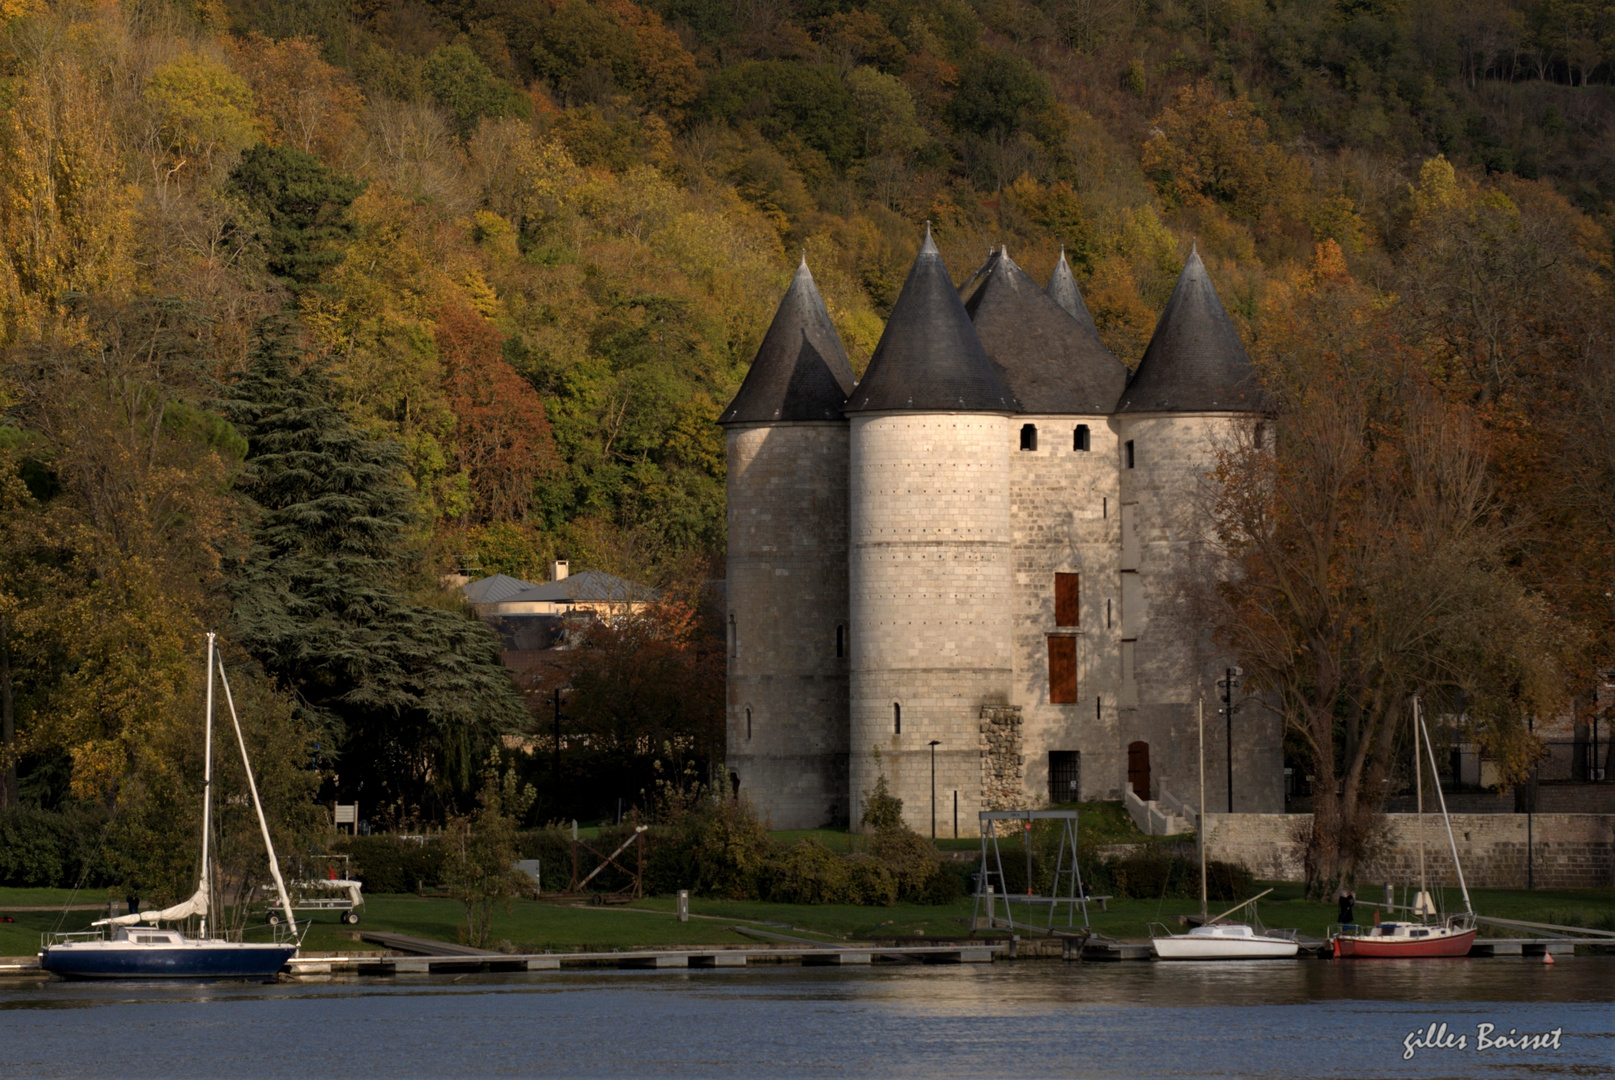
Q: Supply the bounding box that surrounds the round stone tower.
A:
[720,257,856,828]
[962,247,1130,807]
[844,228,1018,836]
[1111,244,1279,812]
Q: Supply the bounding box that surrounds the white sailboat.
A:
[1150,698,1300,960]
[40,633,302,979]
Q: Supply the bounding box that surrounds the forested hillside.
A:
[0,0,1611,878]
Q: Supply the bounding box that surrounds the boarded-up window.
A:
[1054,573,1079,626]
[1048,636,1077,703]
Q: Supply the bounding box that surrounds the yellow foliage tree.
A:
[143,53,259,186]
[0,59,136,346]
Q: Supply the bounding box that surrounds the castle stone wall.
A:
[1009,413,1123,805]
[725,423,850,828]
[849,412,1012,837]
[1111,413,1283,812]
[1202,812,1615,889]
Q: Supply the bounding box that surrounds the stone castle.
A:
[720,228,1283,835]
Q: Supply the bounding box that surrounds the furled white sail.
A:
[95,883,209,927]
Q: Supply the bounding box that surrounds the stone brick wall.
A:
[1009,412,1123,804]
[848,412,1012,836]
[1112,413,1283,813]
[725,422,850,829]
[980,705,1024,810]
[1201,812,1615,889]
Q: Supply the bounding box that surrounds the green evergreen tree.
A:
[225,315,525,817]
[226,145,364,293]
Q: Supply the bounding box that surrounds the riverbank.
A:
[6,883,1612,958]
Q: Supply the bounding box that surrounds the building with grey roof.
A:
[723,234,1280,833]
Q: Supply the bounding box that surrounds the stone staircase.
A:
[1124,788,1196,836]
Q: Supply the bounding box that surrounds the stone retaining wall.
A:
[1201,813,1615,890]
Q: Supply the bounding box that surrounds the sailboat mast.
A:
[199,631,216,938]
[216,659,299,938]
[1420,708,1474,916]
[1198,695,1207,924]
[1413,694,1426,919]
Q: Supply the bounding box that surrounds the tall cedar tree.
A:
[225,316,524,817]
[226,144,363,292]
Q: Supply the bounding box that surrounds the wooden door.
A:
[1127,741,1150,800]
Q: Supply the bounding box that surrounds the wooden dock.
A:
[285,942,1002,976]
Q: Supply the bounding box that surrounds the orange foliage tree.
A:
[434,304,558,523]
[230,34,364,164]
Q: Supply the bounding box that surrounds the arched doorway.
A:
[1127,741,1150,800]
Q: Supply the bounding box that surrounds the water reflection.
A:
[1,958,1610,1078]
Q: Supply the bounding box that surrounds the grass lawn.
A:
[5,881,1612,957]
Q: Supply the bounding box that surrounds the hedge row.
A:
[0,806,114,888]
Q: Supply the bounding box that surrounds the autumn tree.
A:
[434,303,557,522]
[1209,245,1563,895]
[0,57,136,346]
[230,34,364,163]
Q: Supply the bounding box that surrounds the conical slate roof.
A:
[720,257,857,424]
[845,228,1016,414]
[1045,250,1103,343]
[963,248,1127,415]
[1115,247,1271,414]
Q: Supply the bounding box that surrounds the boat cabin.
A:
[113,928,183,945]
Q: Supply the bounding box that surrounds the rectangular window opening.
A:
[1054,572,1080,627]
[1048,636,1078,704]
[1019,423,1038,451]
[1125,440,1135,469]
[894,702,901,735]
[1074,425,1090,452]
[835,624,845,658]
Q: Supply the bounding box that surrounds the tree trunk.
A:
[0,613,15,810]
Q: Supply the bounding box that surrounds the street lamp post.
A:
[1218,667,1242,813]
[928,740,941,840]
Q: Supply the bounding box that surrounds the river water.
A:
[1,957,1610,1078]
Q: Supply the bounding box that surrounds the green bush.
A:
[844,853,898,906]
[763,839,850,904]
[0,806,113,888]
[335,835,446,893]
[643,797,772,900]
[865,827,941,901]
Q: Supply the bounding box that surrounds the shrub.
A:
[0,806,113,888]
[763,840,851,904]
[643,795,771,900]
[844,853,898,906]
[335,835,446,893]
[865,827,941,901]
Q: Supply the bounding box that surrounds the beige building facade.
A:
[723,237,1282,833]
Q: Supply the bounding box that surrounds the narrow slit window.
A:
[745,707,752,740]
[1074,424,1090,451]
[1054,573,1079,627]
[1125,440,1135,469]
[835,624,845,658]
[728,613,737,658]
[894,702,901,734]
[1048,636,1078,703]
[1019,424,1038,451]
[1106,598,1112,628]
